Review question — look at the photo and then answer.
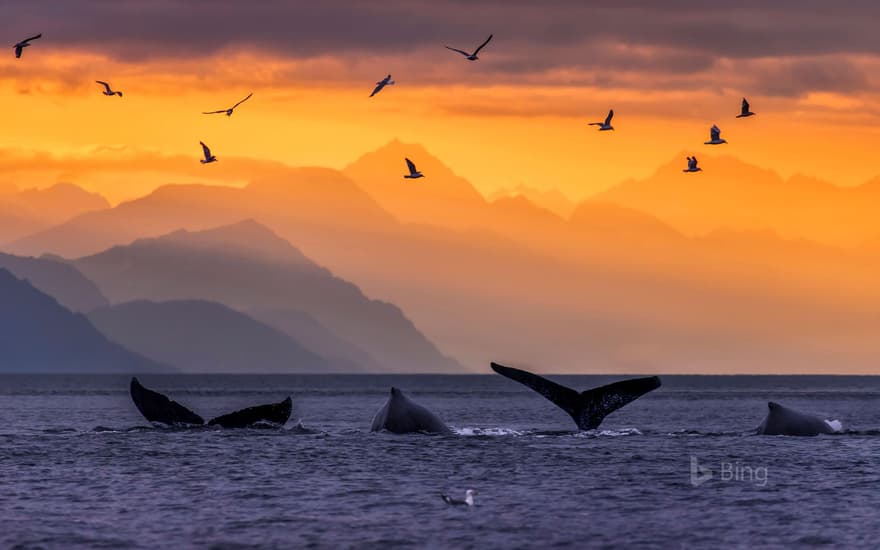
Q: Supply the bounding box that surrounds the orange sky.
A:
[4,4,880,205]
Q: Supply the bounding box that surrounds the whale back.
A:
[490,363,661,430]
[208,397,292,428]
[130,377,204,426]
[370,387,451,434]
[757,402,836,436]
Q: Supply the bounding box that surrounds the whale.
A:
[757,401,838,436]
[490,362,661,430]
[130,377,292,428]
[370,387,452,435]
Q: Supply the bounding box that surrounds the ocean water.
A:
[1,374,879,549]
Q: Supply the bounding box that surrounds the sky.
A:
[4,1,880,203]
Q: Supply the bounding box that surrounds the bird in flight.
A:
[441,490,477,506]
[589,109,614,131]
[14,34,41,59]
[445,34,493,61]
[95,81,123,97]
[736,97,755,118]
[199,141,217,164]
[704,124,727,145]
[370,74,394,98]
[683,156,702,173]
[403,158,424,179]
[203,93,253,116]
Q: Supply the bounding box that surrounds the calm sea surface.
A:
[1,374,879,549]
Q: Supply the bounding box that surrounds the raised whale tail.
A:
[130,377,205,426]
[490,363,661,430]
[207,396,292,428]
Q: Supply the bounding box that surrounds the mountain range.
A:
[88,299,353,373]
[0,268,171,373]
[4,141,880,373]
[72,220,463,373]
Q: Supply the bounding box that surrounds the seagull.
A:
[588,109,614,131]
[203,93,253,116]
[370,74,394,98]
[403,158,423,179]
[14,34,41,59]
[445,34,493,61]
[95,81,123,97]
[199,141,217,164]
[441,490,477,506]
[736,97,755,118]
[704,124,727,145]
[683,156,702,173]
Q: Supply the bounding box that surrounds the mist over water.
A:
[2,374,879,548]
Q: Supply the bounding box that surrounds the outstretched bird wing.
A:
[604,109,614,125]
[405,157,418,174]
[445,45,471,57]
[232,92,253,109]
[200,141,212,158]
[22,34,42,44]
[741,97,749,113]
[14,46,23,58]
[473,34,493,55]
[369,82,385,97]
[202,109,228,114]
[96,80,111,93]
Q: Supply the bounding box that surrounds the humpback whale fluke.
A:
[490,363,661,430]
[130,377,204,426]
[370,387,452,434]
[757,401,839,436]
[207,397,292,428]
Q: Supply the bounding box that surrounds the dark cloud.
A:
[4,1,880,96]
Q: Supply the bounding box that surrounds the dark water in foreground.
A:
[1,375,879,549]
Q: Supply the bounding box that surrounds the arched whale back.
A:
[757,402,836,436]
[490,363,661,430]
[130,377,204,426]
[370,387,452,434]
[207,397,292,428]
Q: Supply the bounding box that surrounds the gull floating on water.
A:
[14,34,41,59]
[445,34,493,61]
[96,81,123,97]
[203,93,253,116]
[370,74,394,98]
[403,158,423,179]
[683,156,702,173]
[736,97,755,118]
[199,141,217,164]
[441,490,477,506]
[704,124,727,145]
[588,109,614,131]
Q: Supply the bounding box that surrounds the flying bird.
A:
[199,141,217,164]
[589,109,614,131]
[441,490,476,506]
[403,158,424,179]
[95,81,123,97]
[370,74,394,98]
[683,156,702,173]
[13,34,41,59]
[445,34,493,61]
[736,97,755,118]
[203,93,253,116]
[704,124,727,145]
